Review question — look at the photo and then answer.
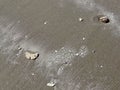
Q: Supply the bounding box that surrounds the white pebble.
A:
[100,65,103,68]
[82,37,85,40]
[78,17,83,22]
[31,73,35,76]
[75,53,79,56]
[44,21,48,25]
[55,50,58,53]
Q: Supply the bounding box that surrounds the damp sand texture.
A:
[0,0,120,90]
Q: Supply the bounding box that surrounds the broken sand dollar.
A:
[93,15,110,24]
[25,51,39,60]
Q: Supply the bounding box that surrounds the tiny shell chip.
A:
[47,82,56,87]
[79,17,83,22]
[18,47,22,50]
[25,51,39,60]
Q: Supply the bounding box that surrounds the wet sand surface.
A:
[0,0,120,90]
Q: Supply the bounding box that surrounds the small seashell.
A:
[25,51,39,60]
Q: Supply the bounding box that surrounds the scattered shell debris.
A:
[98,15,110,23]
[57,66,65,75]
[25,51,39,60]
[75,45,89,58]
[78,17,83,22]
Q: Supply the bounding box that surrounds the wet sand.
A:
[0,0,120,90]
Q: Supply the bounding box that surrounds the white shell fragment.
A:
[44,21,48,25]
[47,81,56,87]
[78,17,83,22]
[100,65,103,68]
[75,53,79,56]
[82,37,85,40]
[55,50,58,53]
[99,16,110,23]
[25,51,39,60]
[18,47,22,50]
[94,15,110,23]
[31,73,35,76]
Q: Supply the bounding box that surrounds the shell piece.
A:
[25,51,39,60]
[78,17,84,22]
[99,16,110,23]
[47,79,57,87]
[93,15,110,24]
[47,82,56,87]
